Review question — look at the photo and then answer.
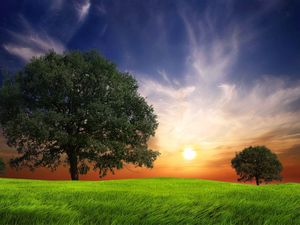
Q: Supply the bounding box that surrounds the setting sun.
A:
[183,147,196,160]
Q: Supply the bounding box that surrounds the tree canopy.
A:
[0,50,159,180]
[231,146,282,185]
[0,158,4,174]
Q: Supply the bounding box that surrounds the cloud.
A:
[178,2,241,84]
[100,24,108,37]
[280,144,300,157]
[76,0,91,22]
[3,0,94,62]
[95,1,107,15]
[140,73,300,150]
[3,17,65,62]
[3,45,41,62]
[137,1,300,157]
[49,0,65,11]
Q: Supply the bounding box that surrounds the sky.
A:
[0,0,300,182]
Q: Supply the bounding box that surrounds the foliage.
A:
[0,158,4,174]
[0,51,159,180]
[0,178,299,225]
[231,146,282,185]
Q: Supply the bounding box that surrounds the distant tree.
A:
[0,158,4,174]
[231,146,282,185]
[0,51,159,180]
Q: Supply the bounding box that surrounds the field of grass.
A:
[0,178,299,225]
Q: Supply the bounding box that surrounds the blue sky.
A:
[1,0,300,80]
[1,0,300,180]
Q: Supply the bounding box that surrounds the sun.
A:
[183,147,196,160]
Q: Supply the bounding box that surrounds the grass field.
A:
[0,178,299,225]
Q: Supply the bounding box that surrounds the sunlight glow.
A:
[183,147,196,160]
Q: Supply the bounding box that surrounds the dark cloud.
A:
[244,127,300,146]
[279,144,300,161]
[286,97,300,113]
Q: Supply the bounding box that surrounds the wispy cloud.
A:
[138,1,300,159]
[140,73,300,156]
[178,2,243,84]
[3,17,65,62]
[49,0,65,11]
[76,0,91,22]
[2,0,94,62]
[3,45,38,62]
[95,1,107,15]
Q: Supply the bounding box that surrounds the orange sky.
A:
[1,81,299,183]
[1,76,300,182]
[1,134,299,182]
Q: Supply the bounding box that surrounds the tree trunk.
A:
[68,150,79,180]
[255,176,260,186]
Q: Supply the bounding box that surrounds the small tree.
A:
[0,51,159,180]
[0,158,5,174]
[231,146,282,185]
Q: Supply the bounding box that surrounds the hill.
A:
[0,178,299,224]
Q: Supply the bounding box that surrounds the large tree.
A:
[231,146,282,185]
[0,51,159,180]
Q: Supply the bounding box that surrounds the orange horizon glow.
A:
[1,134,299,183]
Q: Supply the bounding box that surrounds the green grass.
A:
[0,178,299,225]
